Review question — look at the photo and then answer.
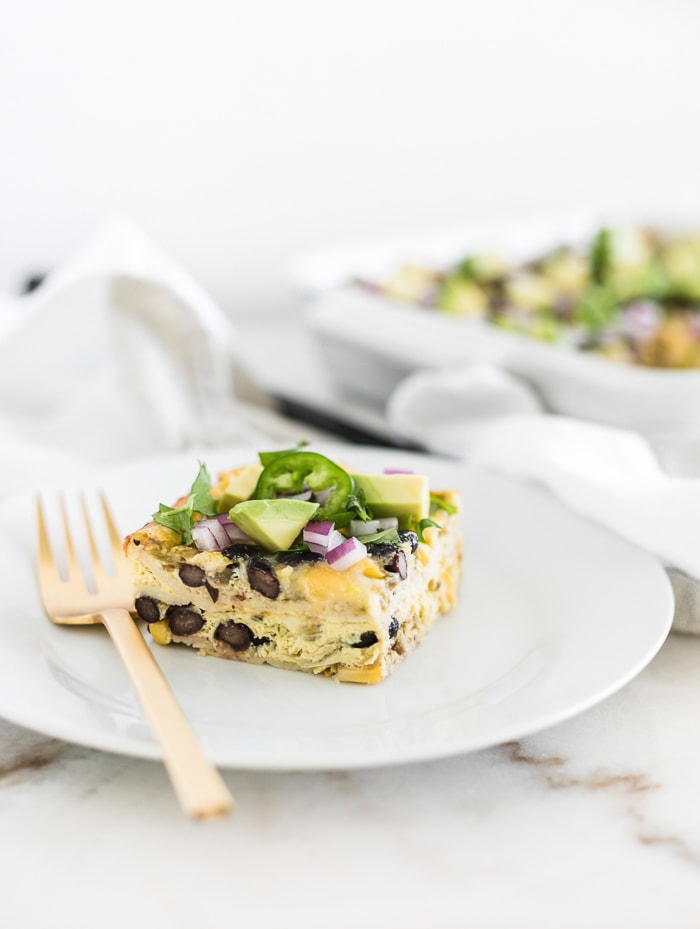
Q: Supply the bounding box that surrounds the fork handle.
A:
[99,608,234,819]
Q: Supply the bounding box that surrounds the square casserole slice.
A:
[124,485,462,684]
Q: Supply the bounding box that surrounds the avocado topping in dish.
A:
[150,450,452,570]
[363,226,700,368]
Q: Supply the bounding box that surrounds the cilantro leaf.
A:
[430,493,458,516]
[415,518,442,543]
[190,461,216,516]
[356,528,402,545]
[590,227,612,285]
[153,501,195,544]
[151,461,216,544]
[320,510,354,529]
[346,488,373,521]
[574,285,618,330]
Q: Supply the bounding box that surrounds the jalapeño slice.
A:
[253,451,354,520]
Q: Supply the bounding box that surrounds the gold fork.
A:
[36,493,234,819]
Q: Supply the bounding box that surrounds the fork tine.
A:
[36,496,61,584]
[99,492,130,579]
[60,494,87,591]
[80,494,107,582]
[100,492,123,551]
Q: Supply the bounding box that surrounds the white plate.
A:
[0,445,673,770]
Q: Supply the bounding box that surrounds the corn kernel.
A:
[423,526,440,546]
[149,620,172,645]
[440,569,456,607]
[337,660,385,684]
[362,559,386,579]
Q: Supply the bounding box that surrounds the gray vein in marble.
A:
[0,735,69,786]
[504,739,700,868]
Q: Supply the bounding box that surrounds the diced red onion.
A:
[350,519,379,536]
[306,541,326,554]
[281,490,313,501]
[208,518,232,548]
[326,536,367,571]
[304,521,344,555]
[327,530,344,549]
[383,468,414,475]
[192,516,254,551]
[307,529,344,555]
[619,301,661,341]
[303,521,335,546]
[349,517,399,537]
[313,486,334,506]
[224,522,255,544]
[191,523,219,552]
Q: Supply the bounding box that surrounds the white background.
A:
[0,0,698,318]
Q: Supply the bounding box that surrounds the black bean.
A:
[205,581,219,603]
[399,530,419,554]
[275,549,324,566]
[178,564,206,587]
[247,558,280,599]
[385,550,407,579]
[215,621,253,651]
[166,605,204,636]
[388,616,399,638]
[135,596,160,623]
[351,631,378,649]
[366,542,399,558]
[223,543,263,560]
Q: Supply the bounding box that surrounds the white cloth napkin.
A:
[387,363,544,457]
[0,217,256,493]
[387,366,700,634]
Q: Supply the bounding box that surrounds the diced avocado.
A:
[608,227,654,268]
[609,262,668,303]
[458,252,508,283]
[542,250,588,295]
[436,277,488,317]
[353,474,430,529]
[229,499,319,551]
[216,464,263,513]
[382,265,437,304]
[528,316,563,343]
[661,238,700,301]
[505,272,557,311]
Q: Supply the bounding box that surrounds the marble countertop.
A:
[2,390,698,927]
[1,632,698,929]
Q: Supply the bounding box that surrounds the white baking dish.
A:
[299,216,700,441]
